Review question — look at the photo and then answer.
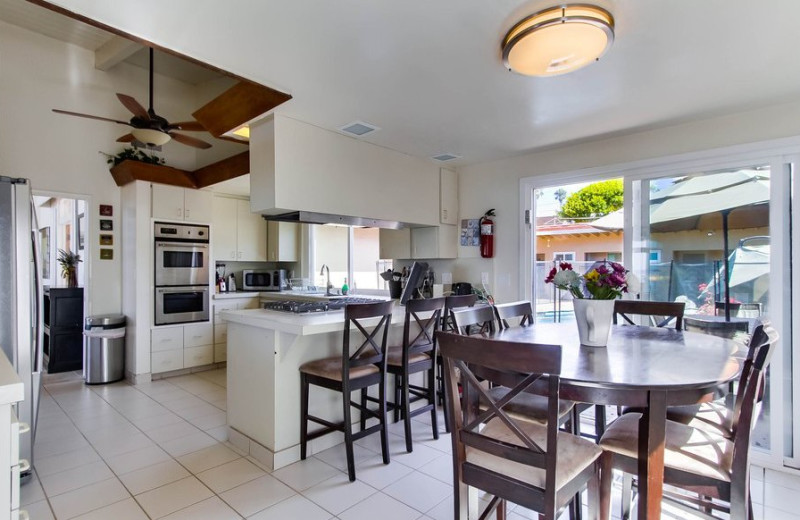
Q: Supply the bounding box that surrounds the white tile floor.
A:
[23,368,800,519]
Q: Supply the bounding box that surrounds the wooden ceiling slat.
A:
[193,81,291,137]
[193,151,250,188]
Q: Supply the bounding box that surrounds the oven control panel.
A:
[154,222,209,242]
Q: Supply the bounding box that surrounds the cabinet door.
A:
[151,327,183,352]
[212,197,238,261]
[184,345,213,368]
[437,224,458,259]
[267,221,299,262]
[151,184,185,220]
[183,189,213,223]
[411,227,438,259]
[440,168,458,224]
[379,228,411,259]
[152,350,183,373]
[236,199,267,261]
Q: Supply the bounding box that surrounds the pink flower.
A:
[545,267,557,284]
[596,264,610,275]
[559,262,573,271]
[611,262,625,274]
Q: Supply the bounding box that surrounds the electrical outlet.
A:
[481,272,489,284]
[441,272,453,284]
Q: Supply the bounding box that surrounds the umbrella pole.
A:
[722,210,732,321]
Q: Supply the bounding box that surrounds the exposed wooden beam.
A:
[95,36,141,71]
[193,151,250,188]
[110,161,197,188]
[192,81,291,137]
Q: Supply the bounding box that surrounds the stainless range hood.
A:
[262,211,407,229]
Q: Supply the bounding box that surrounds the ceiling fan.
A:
[52,48,212,149]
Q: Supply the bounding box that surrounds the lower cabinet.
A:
[151,322,214,374]
[212,296,259,363]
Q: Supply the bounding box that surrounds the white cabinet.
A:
[151,322,215,374]
[212,296,259,363]
[267,221,299,262]
[411,225,458,259]
[440,168,458,225]
[212,196,267,262]
[152,184,212,222]
[379,229,411,259]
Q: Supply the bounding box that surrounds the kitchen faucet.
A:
[320,264,332,296]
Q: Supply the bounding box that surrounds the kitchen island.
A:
[221,303,408,470]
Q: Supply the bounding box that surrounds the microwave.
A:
[155,285,209,325]
[242,269,287,291]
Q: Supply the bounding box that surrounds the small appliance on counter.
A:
[243,269,287,291]
[452,282,473,295]
[227,274,237,292]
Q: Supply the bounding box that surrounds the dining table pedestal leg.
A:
[638,390,667,519]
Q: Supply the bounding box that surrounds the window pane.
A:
[353,227,390,290]
[313,225,348,291]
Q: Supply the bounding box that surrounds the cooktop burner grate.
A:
[262,297,385,313]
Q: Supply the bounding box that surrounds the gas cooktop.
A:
[262,297,385,314]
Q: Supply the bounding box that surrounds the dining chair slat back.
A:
[443,294,478,332]
[684,316,750,341]
[494,301,534,329]
[613,300,685,330]
[452,305,497,335]
[437,331,601,520]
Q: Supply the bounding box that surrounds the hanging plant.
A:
[100,146,166,167]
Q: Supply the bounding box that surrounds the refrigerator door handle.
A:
[30,198,43,374]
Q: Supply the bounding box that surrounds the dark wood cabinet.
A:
[43,287,84,373]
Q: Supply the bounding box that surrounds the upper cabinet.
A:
[379,229,411,259]
[440,168,458,225]
[152,184,212,223]
[212,196,267,262]
[411,225,457,259]
[267,221,299,262]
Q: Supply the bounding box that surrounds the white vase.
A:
[573,299,615,347]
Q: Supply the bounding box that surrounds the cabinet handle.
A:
[177,208,183,218]
[237,251,242,259]
[18,422,30,434]
[18,459,30,473]
[185,209,190,219]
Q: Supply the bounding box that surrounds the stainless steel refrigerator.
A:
[0,177,42,482]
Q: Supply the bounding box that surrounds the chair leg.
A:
[394,374,401,423]
[379,377,390,465]
[300,374,309,460]
[360,388,368,431]
[429,365,439,440]
[587,462,601,520]
[620,473,632,520]
[496,498,506,520]
[342,387,356,482]
[402,373,413,453]
[594,405,606,440]
[599,453,613,520]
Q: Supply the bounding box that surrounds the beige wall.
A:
[458,101,800,303]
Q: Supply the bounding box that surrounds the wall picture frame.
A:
[99,234,113,246]
[99,248,113,260]
[100,219,113,231]
[99,204,113,216]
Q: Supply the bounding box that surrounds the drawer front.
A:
[152,350,183,373]
[151,327,183,352]
[213,323,227,344]
[9,408,19,466]
[240,297,260,310]
[184,345,214,368]
[214,344,227,363]
[11,460,25,510]
[183,322,213,348]
[213,301,238,322]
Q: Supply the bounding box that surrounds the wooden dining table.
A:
[485,322,743,519]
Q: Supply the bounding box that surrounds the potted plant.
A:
[57,249,82,288]
[545,261,634,346]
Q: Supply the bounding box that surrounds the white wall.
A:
[0,21,240,315]
[458,100,800,303]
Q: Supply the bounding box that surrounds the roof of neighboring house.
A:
[536,216,621,237]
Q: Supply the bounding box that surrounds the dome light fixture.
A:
[131,128,171,147]
[502,4,614,77]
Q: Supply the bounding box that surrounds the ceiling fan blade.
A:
[167,121,206,132]
[116,93,149,120]
[117,133,136,143]
[52,109,131,126]
[170,132,212,149]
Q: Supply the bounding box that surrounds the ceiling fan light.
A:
[502,4,614,77]
[131,128,171,146]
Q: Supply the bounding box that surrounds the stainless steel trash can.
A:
[83,314,126,384]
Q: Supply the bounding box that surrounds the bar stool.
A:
[385,297,445,452]
[299,300,394,482]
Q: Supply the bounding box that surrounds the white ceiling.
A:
[6,0,800,167]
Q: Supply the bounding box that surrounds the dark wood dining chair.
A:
[715,301,763,318]
[613,300,685,330]
[451,305,497,335]
[684,315,751,340]
[442,293,478,332]
[437,331,602,520]
[384,296,444,452]
[598,322,778,520]
[299,300,394,482]
[494,300,534,329]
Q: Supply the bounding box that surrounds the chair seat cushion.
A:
[386,346,431,366]
[485,387,575,424]
[299,356,379,381]
[465,417,601,490]
[623,401,733,438]
[600,412,733,482]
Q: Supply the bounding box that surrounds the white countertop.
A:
[0,349,24,405]
[213,292,262,300]
[221,304,408,336]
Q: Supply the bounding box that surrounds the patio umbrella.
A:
[651,170,769,320]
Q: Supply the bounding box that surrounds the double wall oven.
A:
[154,222,210,325]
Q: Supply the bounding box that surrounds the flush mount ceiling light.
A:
[502,4,614,77]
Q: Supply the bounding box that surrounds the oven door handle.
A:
[155,242,209,250]
[156,287,209,294]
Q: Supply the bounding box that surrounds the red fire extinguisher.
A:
[480,209,495,258]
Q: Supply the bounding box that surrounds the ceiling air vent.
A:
[432,153,461,162]
[339,121,380,137]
